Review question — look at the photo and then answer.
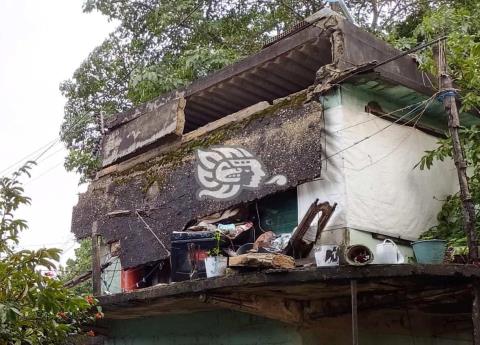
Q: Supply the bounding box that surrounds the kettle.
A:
[375,239,405,264]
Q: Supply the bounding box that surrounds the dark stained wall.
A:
[72,93,324,268]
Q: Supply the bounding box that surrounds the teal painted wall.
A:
[102,256,122,295]
[105,310,302,345]
[103,310,471,345]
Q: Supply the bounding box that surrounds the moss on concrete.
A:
[110,90,309,190]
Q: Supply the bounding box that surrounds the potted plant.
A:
[204,230,228,278]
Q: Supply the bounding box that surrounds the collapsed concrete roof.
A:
[73,9,463,269]
[101,8,437,168]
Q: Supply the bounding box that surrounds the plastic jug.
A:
[375,239,404,264]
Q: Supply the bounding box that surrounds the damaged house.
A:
[71,8,480,345]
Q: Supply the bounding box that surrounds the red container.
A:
[121,266,144,292]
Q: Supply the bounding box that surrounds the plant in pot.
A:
[205,230,228,278]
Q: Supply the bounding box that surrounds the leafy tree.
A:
[61,0,480,249]
[402,1,480,249]
[0,163,99,344]
[61,0,433,182]
[59,239,93,296]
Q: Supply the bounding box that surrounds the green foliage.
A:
[208,230,223,257]
[0,163,98,344]
[406,1,480,249]
[418,127,480,248]
[58,240,93,296]
[346,0,430,34]
[61,0,430,181]
[414,2,480,112]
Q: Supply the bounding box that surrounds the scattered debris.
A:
[253,231,276,251]
[229,253,295,269]
[284,200,337,259]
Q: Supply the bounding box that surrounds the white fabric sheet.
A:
[298,105,458,240]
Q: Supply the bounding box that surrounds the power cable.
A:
[322,93,438,164]
[1,2,205,179]
[135,211,171,256]
[334,36,448,86]
[334,97,431,134]
[279,0,305,20]
[0,139,58,176]
[0,110,93,177]
[344,97,435,172]
[24,161,65,186]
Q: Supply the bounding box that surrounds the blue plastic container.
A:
[412,239,446,264]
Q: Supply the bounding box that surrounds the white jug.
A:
[375,239,404,264]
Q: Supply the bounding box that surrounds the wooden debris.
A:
[228,253,295,269]
[107,210,131,217]
[253,231,275,250]
[284,200,337,259]
[63,261,111,289]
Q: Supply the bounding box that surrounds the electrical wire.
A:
[24,161,65,186]
[1,3,205,179]
[255,201,267,234]
[0,112,92,178]
[2,0,208,179]
[0,139,58,176]
[333,36,448,86]
[321,93,438,164]
[334,97,431,134]
[135,211,171,256]
[279,0,305,20]
[343,96,435,172]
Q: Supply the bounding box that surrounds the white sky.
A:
[0,1,114,264]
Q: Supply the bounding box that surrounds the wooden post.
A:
[436,41,479,263]
[351,280,359,345]
[92,221,102,296]
[474,283,480,344]
[436,41,480,345]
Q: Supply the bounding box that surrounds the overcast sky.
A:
[0,1,114,263]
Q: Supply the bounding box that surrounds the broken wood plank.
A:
[228,253,295,269]
[63,262,111,289]
[203,292,304,325]
[284,200,337,258]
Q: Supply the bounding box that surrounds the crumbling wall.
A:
[72,92,324,268]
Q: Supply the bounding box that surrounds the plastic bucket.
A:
[205,257,228,278]
[314,245,340,267]
[121,266,144,292]
[412,240,446,264]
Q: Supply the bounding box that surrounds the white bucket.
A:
[375,239,405,264]
[315,245,340,267]
[205,256,228,278]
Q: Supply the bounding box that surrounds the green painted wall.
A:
[103,310,471,345]
[102,256,122,295]
[104,310,302,345]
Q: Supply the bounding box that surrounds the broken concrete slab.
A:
[101,98,186,167]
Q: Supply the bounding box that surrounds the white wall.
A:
[298,100,458,241]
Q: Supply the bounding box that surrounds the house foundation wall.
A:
[102,309,471,345]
